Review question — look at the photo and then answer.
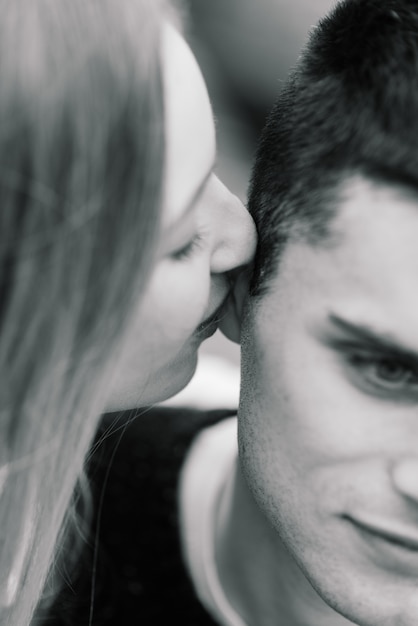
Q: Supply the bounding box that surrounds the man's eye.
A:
[170,233,203,261]
[347,353,418,396]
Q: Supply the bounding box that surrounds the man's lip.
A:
[195,291,231,336]
[344,514,418,551]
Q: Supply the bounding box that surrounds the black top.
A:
[40,406,235,625]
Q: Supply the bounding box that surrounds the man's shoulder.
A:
[44,407,235,626]
[97,405,237,461]
[82,406,236,625]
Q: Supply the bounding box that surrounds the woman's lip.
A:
[345,514,418,551]
[194,292,230,337]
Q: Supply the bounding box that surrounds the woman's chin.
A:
[106,347,199,410]
[152,348,199,403]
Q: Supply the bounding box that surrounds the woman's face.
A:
[107,24,256,409]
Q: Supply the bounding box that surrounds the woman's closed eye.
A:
[170,232,204,261]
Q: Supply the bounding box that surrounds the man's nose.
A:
[391,457,418,502]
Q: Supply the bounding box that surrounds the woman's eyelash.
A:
[171,233,204,261]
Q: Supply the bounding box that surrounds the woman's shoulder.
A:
[41,407,235,625]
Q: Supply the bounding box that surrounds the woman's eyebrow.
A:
[327,313,418,363]
[181,162,215,219]
[160,162,215,239]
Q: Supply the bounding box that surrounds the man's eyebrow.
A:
[327,313,418,363]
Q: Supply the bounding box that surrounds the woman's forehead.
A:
[160,22,216,228]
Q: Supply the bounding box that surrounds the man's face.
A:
[239,176,418,626]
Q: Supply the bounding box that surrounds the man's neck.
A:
[215,462,356,626]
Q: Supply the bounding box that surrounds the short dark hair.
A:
[248,0,418,295]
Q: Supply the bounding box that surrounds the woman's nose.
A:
[209,176,257,274]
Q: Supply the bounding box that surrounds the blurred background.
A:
[164,0,337,408]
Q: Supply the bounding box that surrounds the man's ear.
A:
[220,268,251,344]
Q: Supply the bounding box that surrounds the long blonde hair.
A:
[0,1,170,623]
